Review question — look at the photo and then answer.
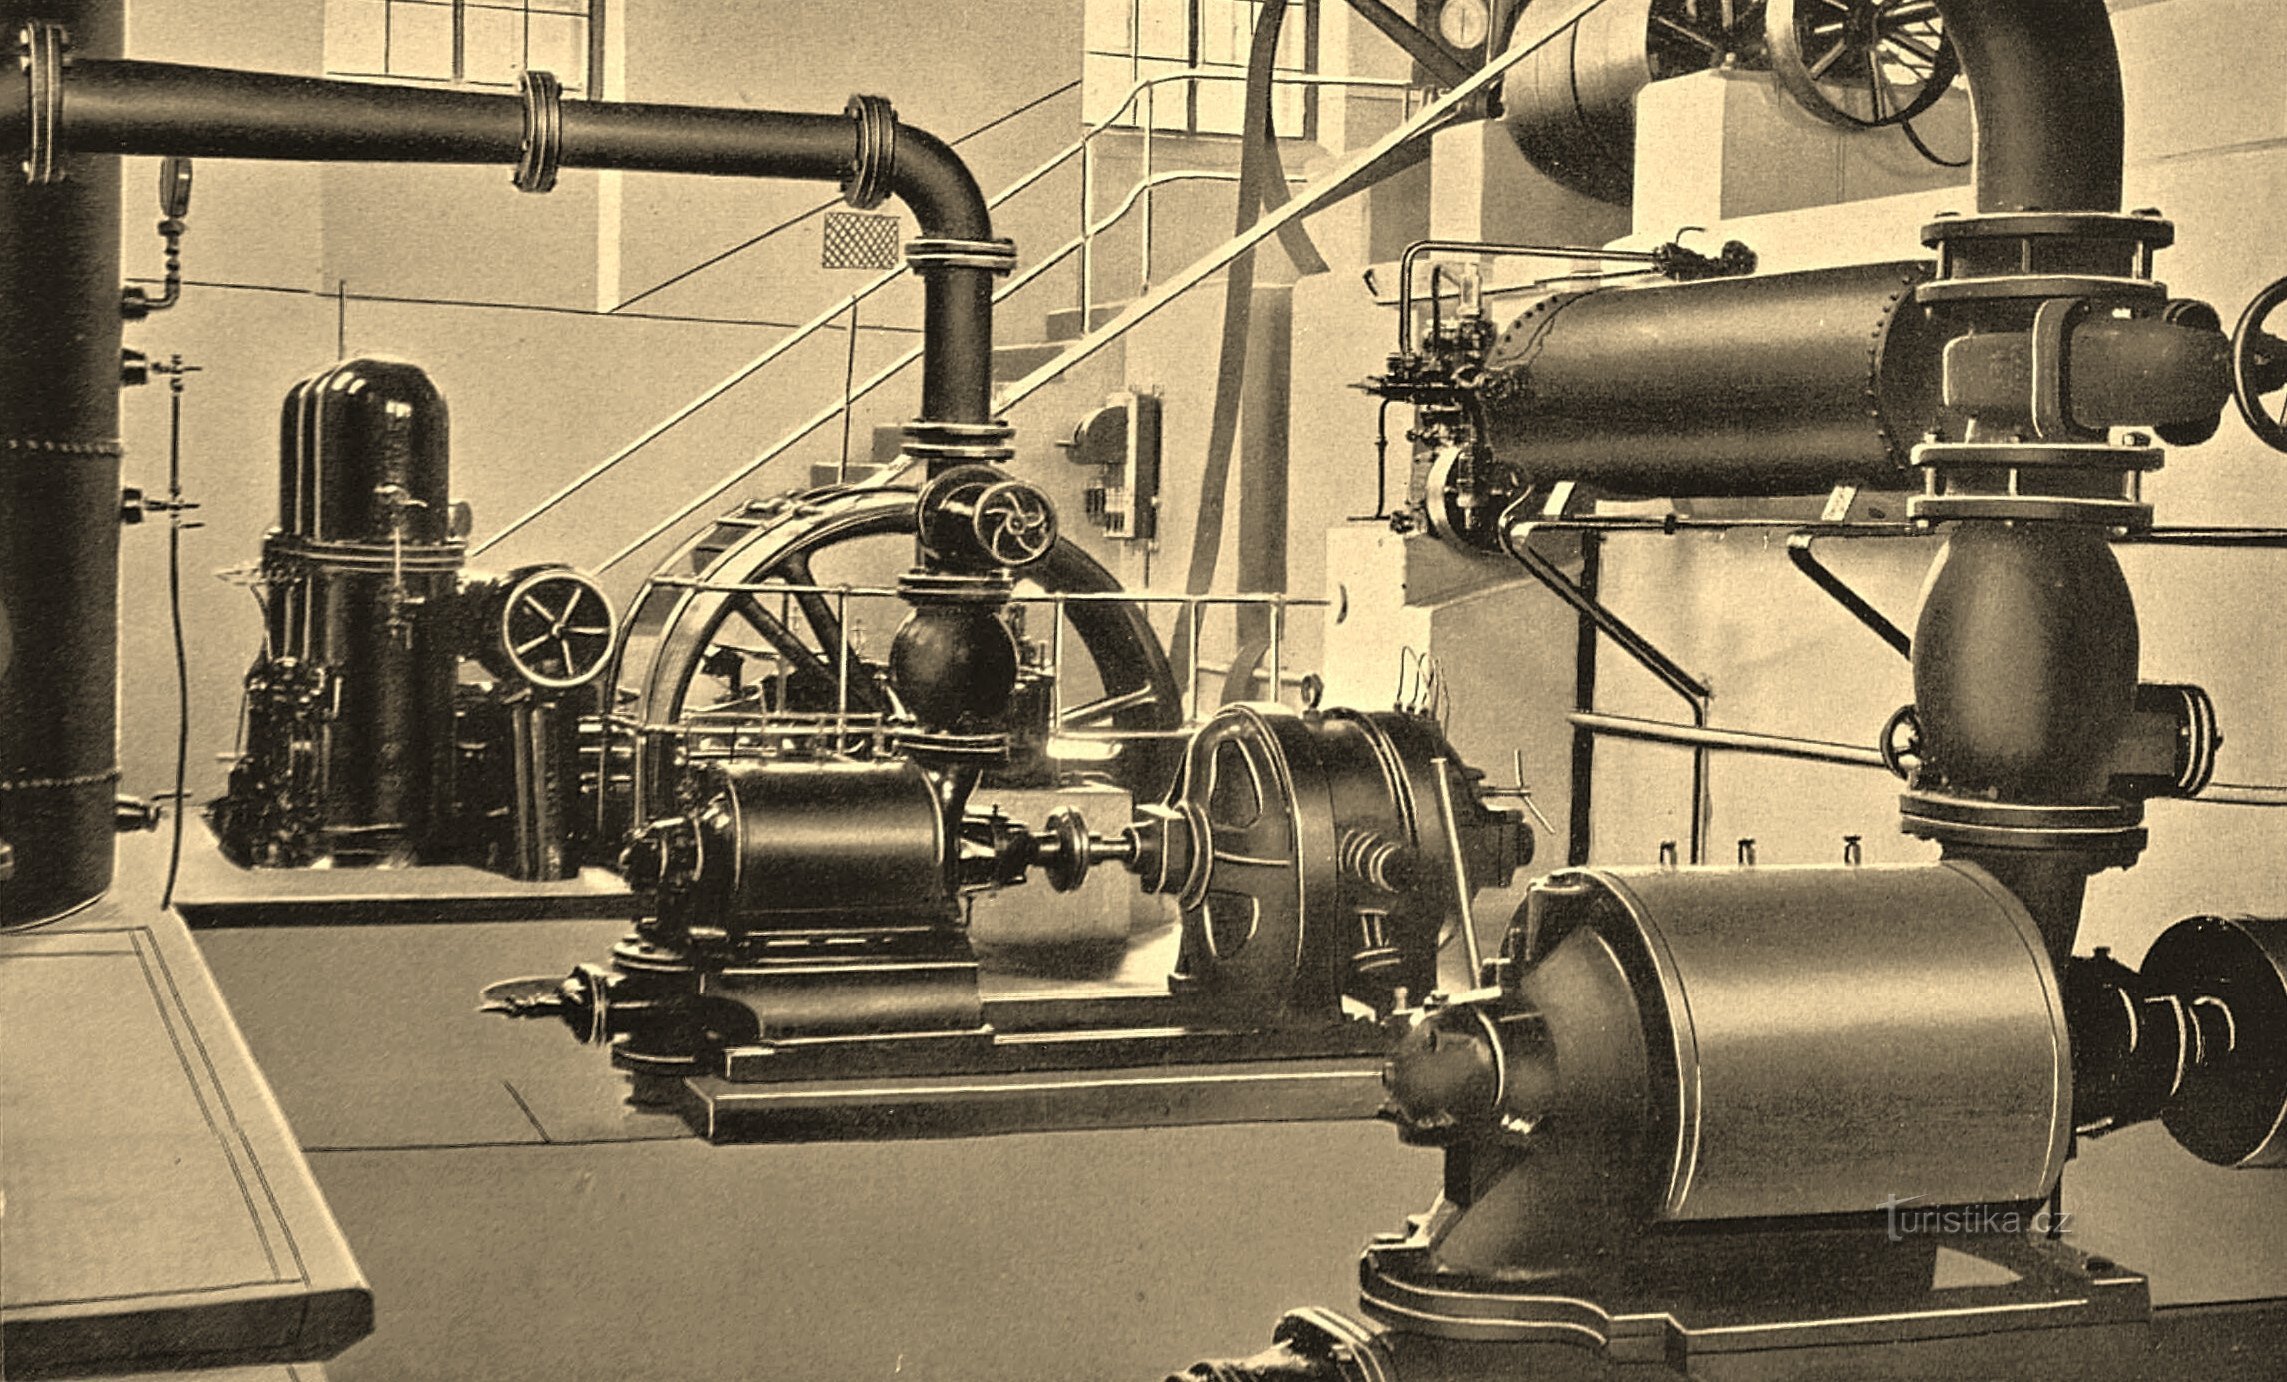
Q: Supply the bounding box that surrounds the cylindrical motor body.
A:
[1409,862,2071,1275]
[219,358,461,866]
[0,0,125,924]
[641,758,952,937]
[1497,0,1740,206]
[1567,863,2071,1222]
[1476,260,1945,496]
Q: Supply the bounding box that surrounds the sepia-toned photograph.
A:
[3,1,2284,1377]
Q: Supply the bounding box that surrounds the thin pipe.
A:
[1571,712,1889,770]
[1397,238,1664,353]
[1430,756,1485,984]
[642,574,1326,605]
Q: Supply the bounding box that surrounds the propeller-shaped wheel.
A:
[972,480,1060,568]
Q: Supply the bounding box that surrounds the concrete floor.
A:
[192,911,1442,1381]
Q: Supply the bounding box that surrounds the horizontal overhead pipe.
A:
[1,57,999,424]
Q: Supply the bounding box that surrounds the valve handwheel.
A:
[499,567,619,690]
[2230,276,2287,453]
[1766,0,1957,130]
[972,479,1059,567]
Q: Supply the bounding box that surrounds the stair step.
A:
[991,341,1067,381]
[871,422,906,464]
[809,459,891,489]
[1040,302,1131,342]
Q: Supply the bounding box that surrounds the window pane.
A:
[1276,8,1310,71]
[326,0,389,75]
[1084,50,1141,128]
[386,0,455,81]
[527,12,588,87]
[1194,63,1245,134]
[1137,0,1188,60]
[462,5,520,87]
[1139,57,1195,130]
[1198,0,1244,66]
[1272,82,1308,139]
[527,0,591,13]
[1084,0,1139,55]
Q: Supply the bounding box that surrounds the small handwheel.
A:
[1767,0,1957,130]
[497,566,618,690]
[2230,276,2287,453]
[973,480,1059,567]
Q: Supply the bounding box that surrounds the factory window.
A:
[1085,0,1318,138]
[324,1,602,95]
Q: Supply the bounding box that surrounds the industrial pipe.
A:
[1900,0,2141,960]
[1939,0,2124,214]
[0,55,1001,426]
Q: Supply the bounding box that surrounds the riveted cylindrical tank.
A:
[0,0,126,924]
[1476,260,1947,497]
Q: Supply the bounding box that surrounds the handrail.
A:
[996,15,1569,414]
[1089,69,1414,313]
[472,267,907,556]
[479,64,1396,558]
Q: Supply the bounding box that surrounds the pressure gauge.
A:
[1437,0,1492,52]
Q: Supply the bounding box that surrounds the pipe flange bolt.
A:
[843,94,897,210]
[905,237,1019,275]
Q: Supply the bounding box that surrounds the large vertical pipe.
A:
[1910,0,2135,960]
[0,0,123,924]
[1937,0,2124,215]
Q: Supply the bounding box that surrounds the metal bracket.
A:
[1787,530,1912,658]
[513,69,564,193]
[1499,489,1712,865]
[18,21,66,185]
[1501,495,1709,709]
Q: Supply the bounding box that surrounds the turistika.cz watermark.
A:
[1878,1193,2071,1242]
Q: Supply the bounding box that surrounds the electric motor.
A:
[624,757,953,941]
[1386,862,2071,1275]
